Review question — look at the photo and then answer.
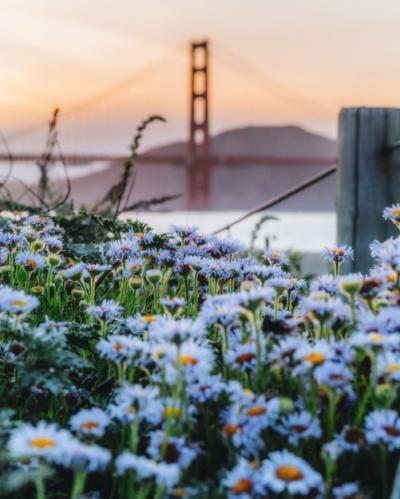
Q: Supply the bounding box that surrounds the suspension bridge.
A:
[0,40,336,209]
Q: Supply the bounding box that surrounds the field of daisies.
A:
[2,207,400,499]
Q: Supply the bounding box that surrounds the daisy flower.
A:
[332,482,360,499]
[7,422,73,462]
[322,245,354,264]
[70,407,110,438]
[199,294,242,327]
[383,203,400,228]
[264,248,288,267]
[107,239,138,260]
[226,342,258,373]
[224,459,264,498]
[261,450,324,496]
[15,251,46,271]
[0,287,39,314]
[377,351,400,381]
[314,361,354,394]
[54,441,111,473]
[335,426,366,454]
[116,452,181,489]
[87,299,123,322]
[147,430,199,468]
[276,411,322,446]
[365,409,400,450]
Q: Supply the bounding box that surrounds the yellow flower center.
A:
[387,364,400,373]
[29,437,55,449]
[163,406,181,419]
[180,354,198,366]
[135,232,145,238]
[172,488,189,497]
[276,465,304,482]
[370,333,385,342]
[81,421,99,430]
[246,406,267,417]
[232,478,253,494]
[304,352,325,366]
[12,300,28,308]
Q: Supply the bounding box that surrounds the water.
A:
[122,210,336,252]
[0,162,109,183]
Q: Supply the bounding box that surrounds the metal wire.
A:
[212,164,337,234]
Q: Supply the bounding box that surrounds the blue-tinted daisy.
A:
[383,204,400,228]
[261,450,324,496]
[7,422,73,462]
[224,459,264,498]
[276,411,322,446]
[15,251,46,271]
[70,407,110,438]
[365,409,400,450]
[0,287,39,314]
[87,299,123,322]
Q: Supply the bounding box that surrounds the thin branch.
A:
[9,176,50,210]
[0,132,15,189]
[93,115,166,216]
[43,138,72,214]
[36,108,59,203]
[119,193,181,213]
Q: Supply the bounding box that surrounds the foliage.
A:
[1,208,400,498]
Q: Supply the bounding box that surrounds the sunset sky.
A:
[1,0,400,152]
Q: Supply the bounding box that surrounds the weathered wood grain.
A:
[337,107,400,272]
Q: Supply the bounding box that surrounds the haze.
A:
[1,0,400,153]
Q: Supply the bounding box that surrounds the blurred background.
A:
[1,0,399,259]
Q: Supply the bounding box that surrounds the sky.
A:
[1,0,400,153]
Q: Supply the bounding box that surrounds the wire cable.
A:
[213,165,337,234]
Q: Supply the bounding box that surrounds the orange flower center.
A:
[113,342,123,352]
[235,353,256,364]
[223,424,240,438]
[26,259,37,270]
[180,354,198,366]
[81,421,99,430]
[246,406,267,417]
[30,437,55,449]
[387,364,400,374]
[276,465,304,482]
[143,315,156,324]
[304,352,325,366]
[232,478,253,494]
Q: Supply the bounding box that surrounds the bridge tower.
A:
[187,40,211,209]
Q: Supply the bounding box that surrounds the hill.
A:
[144,125,336,158]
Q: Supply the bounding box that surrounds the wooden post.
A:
[337,107,400,272]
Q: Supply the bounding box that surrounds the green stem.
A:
[70,471,87,499]
[35,477,46,499]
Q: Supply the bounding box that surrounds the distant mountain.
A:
[144,125,336,158]
[9,125,337,211]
